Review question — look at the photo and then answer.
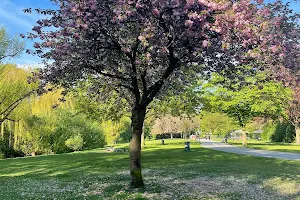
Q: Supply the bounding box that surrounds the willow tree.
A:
[0,64,36,127]
[0,26,28,126]
[25,0,294,187]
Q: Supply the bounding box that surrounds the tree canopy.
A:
[202,73,292,145]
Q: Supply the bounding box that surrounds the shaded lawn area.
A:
[212,137,300,154]
[0,139,299,200]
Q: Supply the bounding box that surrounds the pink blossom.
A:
[71,7,77,12]
[202,40,209,47]
[185,20,194,27]
[138,35,145,41]
[136,2,143,8]
[126,10,133,16]
[91,5,97,11]
[33,43,41,48]
[198,0,207,6]
[45,41,52,47]
[270,45,277,53]
[152,8,160,17]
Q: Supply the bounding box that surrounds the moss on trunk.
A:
[130,106,146,188]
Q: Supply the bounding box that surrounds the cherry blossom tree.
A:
[24,0,297,187]
[265,1,299,144]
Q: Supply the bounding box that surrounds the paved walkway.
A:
[199,139,300,161]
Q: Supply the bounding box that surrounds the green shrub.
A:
[262,121,276,141]
[263,121,296,143]
[274,122,295,143]
[65,134,84,151]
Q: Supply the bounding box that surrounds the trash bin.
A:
[184,142,190,152]
[161,139,165,145]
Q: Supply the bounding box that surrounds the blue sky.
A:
[0,0,299,67]
[0,0,57,67]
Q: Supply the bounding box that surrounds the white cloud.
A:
[0,0,41,31]
[0,7,33,29]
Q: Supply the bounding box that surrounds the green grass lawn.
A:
[0,139,299,200]
[211,136,300,154]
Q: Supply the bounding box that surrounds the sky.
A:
[0,0,299,67]
[0,0,57,67]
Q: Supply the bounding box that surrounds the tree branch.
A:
[0,90,36,123]
[87,64,131,82]
[141,12,180,106]
[130,37,142,104]
[0,52,20,60]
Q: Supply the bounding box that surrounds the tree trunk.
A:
[130,106,146,188]
[242,126,247,147]
[296,126,300,145]
[171,133,173,139]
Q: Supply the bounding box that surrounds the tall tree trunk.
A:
[296,126,300,145]
[242,126,247,147]
[171,133,173,139]
[130,106,146,188]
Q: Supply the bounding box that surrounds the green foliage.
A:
[261,121,277,141]
[19,115,55,155]
[200,112,238,136]
[0,26,25,62]
[65,134,84,151]
[273,122,295,143]
[0,64,37,122]
[18,109,105,154]
[261,121,296,143]
[50,109,105,153]
[203,73,291,128]
[119,118,132,142]
[101,117,130,145]
[73,80,129,122]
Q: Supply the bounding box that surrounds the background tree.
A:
[26,0,294,187]
[0,64,36,126]
[203,74,291,146]
[200,111,237,137]
[151,114,181,139]
[0,26,24,61]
